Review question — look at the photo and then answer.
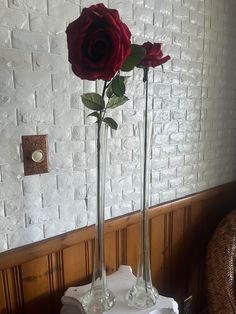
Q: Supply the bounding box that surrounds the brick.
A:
[9,0,47,13]
[0,144,20,164]
[190,11,204,26]
[0,210,24,235]
[154,12,163,27]
[109,0,133,19]
[112,201,133,218]
[160,168,177,180]
[134,7,153,23]
[111,150,132,164]
[189,37,204,50]
[128,20,144,38]
[0,0,7,7]
[151,180,168,192]
[145,0,155,9]
[30,14,66,35]
[44,218,75,238]
[173,5,189,20]
[144,23,155,40]
[81,0,108,8]
[0,48,31,70]
[50,33,67,55]
[162,121,179,134]
[4,198,23,218]
[170,132,185,144]
[56,141,84,153]
[0,234,8,252]
[153,84,171,97]
[162,97,179,109]
[186,132,199,143]
[164,16,181,32]
[1,89,36,110]
[154,0,172,15]
[154,27,172,44]
[17,108,53,126]
[0,8,29,29]
[160,189,176,203]
[184,173,198,185]
[111,176,132,193]
[177,165,195,177]
[122,110,143,124]
[169,177,183,188]
[152,158,168,171]
[0,69,14,91]
[48,0,80,19]
[176,186,194,198]
[32,52,67,73]
[173,33,189,48]
[122,136,139,150]
[0,107,17,129]
[187,86,202,98]
[15,69,51,92]
[72,126,85,141]
[0,28,11,48]
[183,0,203,11]
[12,29,49,52]
[185,153,199,165]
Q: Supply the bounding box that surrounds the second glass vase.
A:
[126,102,158,308]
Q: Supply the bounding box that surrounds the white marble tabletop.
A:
[61,265,179,314]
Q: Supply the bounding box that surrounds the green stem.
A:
[143,67,149,292]
[96,79,108,279]
[101,81,108,122]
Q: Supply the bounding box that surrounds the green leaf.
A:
[81,93,105,111]
[111,75,126,97]
[107,95,129,109]
[103,117,118,130]
[121,44,146,72]
[87,112,100,119]
[106,83,113,99]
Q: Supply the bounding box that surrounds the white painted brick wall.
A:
[0,0,236,251]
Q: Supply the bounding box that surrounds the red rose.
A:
[139,42,170,68]
[66,3,131,81]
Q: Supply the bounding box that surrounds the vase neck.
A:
[92,122,108,287]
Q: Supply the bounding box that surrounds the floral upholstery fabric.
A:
[207,209,236,313]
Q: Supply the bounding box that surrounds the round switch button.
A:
[32,150,44,163]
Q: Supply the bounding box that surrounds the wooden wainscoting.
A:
[0,182,236,314]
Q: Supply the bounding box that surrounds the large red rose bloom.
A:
[66,3,131,81]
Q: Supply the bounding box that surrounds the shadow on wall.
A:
[200,0,236,188]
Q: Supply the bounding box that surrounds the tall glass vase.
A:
[81,122,115,313]
[127,68,158,309]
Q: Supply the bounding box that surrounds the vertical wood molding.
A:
[0,182,236,314]
[13,266,24,313]
[1,269,11,313]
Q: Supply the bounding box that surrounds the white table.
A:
[61,265,178,314]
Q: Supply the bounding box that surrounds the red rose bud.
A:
[66,3,131,81]
[139,42,170,68]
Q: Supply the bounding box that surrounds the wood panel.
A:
[0,182,236,314]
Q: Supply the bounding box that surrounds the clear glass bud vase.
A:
[81,122,115,313]
[126,109,158,309]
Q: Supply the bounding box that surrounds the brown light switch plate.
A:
[22,135,49,176]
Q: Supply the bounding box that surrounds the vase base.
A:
[126,280,158,309]
[81,286,115,313]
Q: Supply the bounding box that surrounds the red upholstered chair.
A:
[206,209,236,313]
